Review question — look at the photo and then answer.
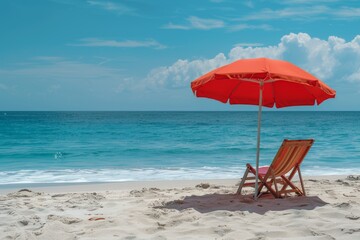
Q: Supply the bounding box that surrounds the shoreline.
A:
[0,178,240,194]
[0,175,349,194]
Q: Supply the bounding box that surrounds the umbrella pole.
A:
[254,81,264,201]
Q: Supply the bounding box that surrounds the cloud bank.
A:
[144,33,360,89]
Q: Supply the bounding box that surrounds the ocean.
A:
[0,111,359,185]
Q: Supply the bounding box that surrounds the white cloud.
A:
[163,23,190,30]
[240,6,329,21]
[189,16,224,29]
[146,53,228,89]
[69,38,166,49]
[229,23,273,31]
[87,1,134,15]
[348,69,360,82]
[333,7,360,18]
[163,16,225,30]
[237,6,360,21]
[164,16,273,32]
[143,33,360,89]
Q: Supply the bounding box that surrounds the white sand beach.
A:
[0,175,359,240]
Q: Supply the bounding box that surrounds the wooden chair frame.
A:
[236,139,314,198]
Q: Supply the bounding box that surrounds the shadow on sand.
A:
[159,193,328,215]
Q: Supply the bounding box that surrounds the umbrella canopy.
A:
[191,57,336,199]
[191,58,335,107]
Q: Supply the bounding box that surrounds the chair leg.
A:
[236,167,250,195]
[298,167,306,196]
[271,170,279,198]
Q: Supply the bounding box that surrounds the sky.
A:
[0,0,360,111]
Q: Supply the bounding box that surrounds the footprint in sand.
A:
[345,215,360,220]
[47,214,82,224]
[16,214,44,235]
[7,189,42,198]
[214,211,234,217]
[309,229,334,239]
[325,190,338,199]
[196,183,210,189]
[129,190,144,197]
[343,193,356,197]
[51,193,67,198]
[214,225,233,237]
[18,219,29,226]
[336,179,351,186]
[335,202,351,209]
[308,179,319,182]
[341,228,360,234]
[145,210,165,219]
[347,175,360,181]
[123,235,137,240]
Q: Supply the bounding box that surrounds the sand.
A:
[0,175,360,240]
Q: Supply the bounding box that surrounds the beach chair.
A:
[237,139,314,198]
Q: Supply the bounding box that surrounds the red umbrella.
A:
[191,58,336,199]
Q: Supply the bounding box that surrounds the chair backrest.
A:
[270,139,314,176]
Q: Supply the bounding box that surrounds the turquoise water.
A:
[0,111,359,184]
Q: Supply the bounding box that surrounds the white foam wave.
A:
[0,167,358,185]
[0,167,245,185]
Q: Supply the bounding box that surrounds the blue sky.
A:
[0,0,360,111]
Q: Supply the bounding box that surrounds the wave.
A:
[0,166,359,185]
